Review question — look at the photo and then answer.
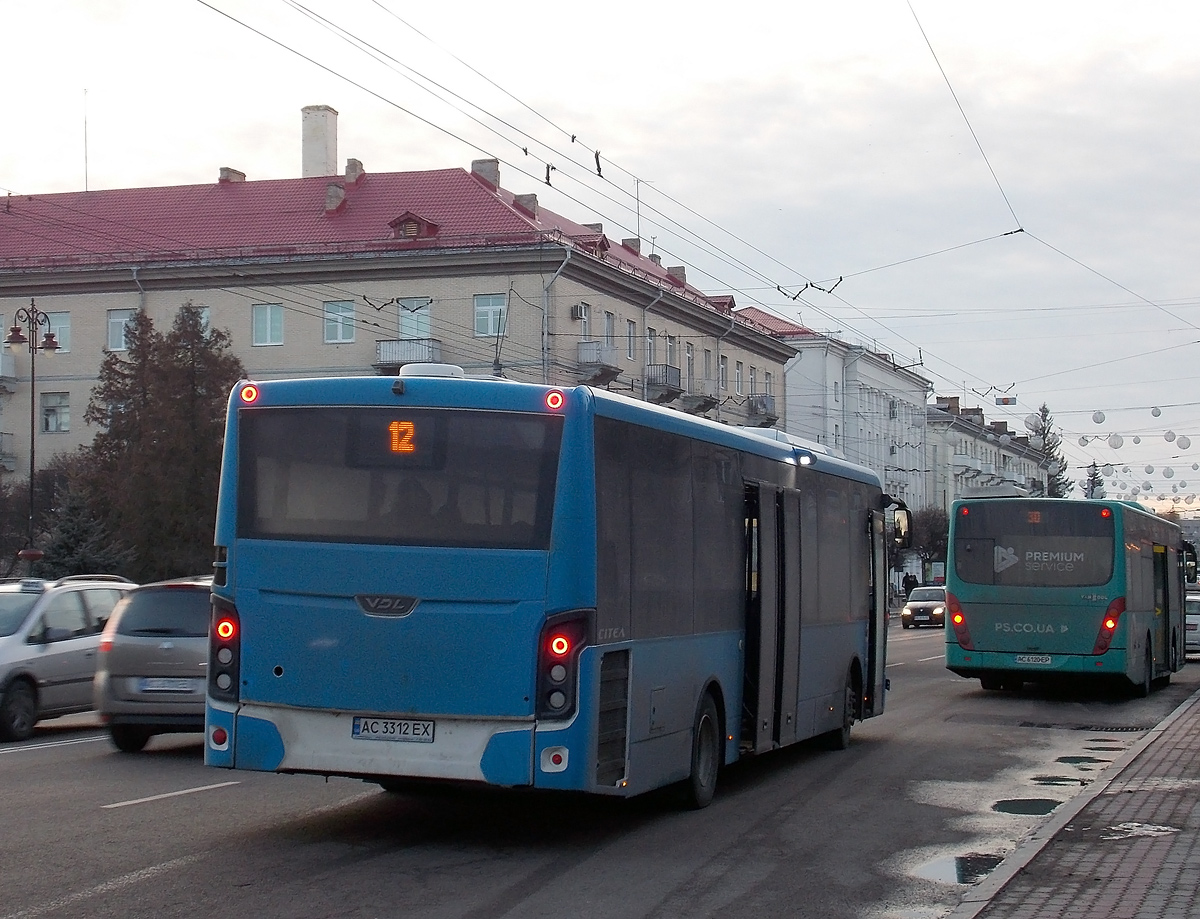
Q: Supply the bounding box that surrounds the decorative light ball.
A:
[1174,496,1181,504]
[1143,482,1153,491]
[1024,413,1040,431]
[1188,496,1195,505]
[1123,466,1130,474]
[1102,464,1114,476]
[1108,434,1124,448]
[1164,467,1175,478]
[1092,411,1106,424]
[987,433,996,442]
[1078,436,1089,446]
[1048,461,1061,474]
[1165,430,1176,442]
[1131,486,1141,495]
[1029,436,1044,449]
[1193,463,1199,471]
[1180,481,1188,488]
[1177,436,1191,450]
[1152,407,1162,417]
[1146,465,1155,474]
[1133,436,1141,444]
[999,434,1011,445]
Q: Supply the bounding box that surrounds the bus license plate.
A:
[352,716,435,743]
[1014,654,1052,665]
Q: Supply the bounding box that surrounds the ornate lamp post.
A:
[4,299,60,565]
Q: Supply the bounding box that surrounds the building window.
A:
[764,371,773,395]
[41,392,69,433]
[834,381,840,402]
[604,311,615,347]
[626,319,636,359]
[735,361,744,395]
[834,423,840,447]
[749,366,756,394]
[46,312,70,353]
[107,309,134,351]
[578,302,591,339]
[704,349,712,384]
[719,355,728,391]
[252,303,284,346]
[646,328,657,364]
[666,335,677,367]
[399,297,432,339]
[685,343,695,393]
[323,301,356,343]
[474,293,507,337]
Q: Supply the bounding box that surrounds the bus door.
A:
[1153,544,1170,670]
[743,484,802,754]
[863,509,888,717]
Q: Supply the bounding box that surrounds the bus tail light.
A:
[536,611,591,721]
[1092,597,1125,655]
[947,592,974,650]
[209,596,241,704]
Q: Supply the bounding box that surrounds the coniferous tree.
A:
[1027,404,1074,497]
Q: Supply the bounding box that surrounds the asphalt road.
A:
[3,622,1197,919]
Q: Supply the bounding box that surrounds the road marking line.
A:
[103,781,239,809]
[0,736,106,755]
[918,655,943,662]
[885,661,906,668]
[0,853,204,919]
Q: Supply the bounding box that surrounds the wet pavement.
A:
[949,683,1200,918]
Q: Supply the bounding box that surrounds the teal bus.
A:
[945,497,1189,695]
[205,366,910,807]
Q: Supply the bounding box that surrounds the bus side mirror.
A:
[893,509,912,550]
[1183,541,1197,584]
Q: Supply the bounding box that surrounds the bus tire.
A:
[980,674,1003,691]
[683,693,721,809]
[1136,643,1153,698]
[826,671,857,751]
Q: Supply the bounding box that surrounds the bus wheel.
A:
[683,694,721,809]
[980,674,1003,691]
[1136,644,1153,698]
[827,672,856,751]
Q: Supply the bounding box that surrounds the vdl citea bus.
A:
[945,496,1194,695]
[205,364,911,807]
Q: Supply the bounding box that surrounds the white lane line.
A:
[0,736,106,755]
[0,853,204,919]
[103,781,240,809]
[918,655,944,662]
[885,661,906,668]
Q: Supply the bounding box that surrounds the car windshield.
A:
[909,588,944,602]
[0,593,40,637]
[115,588,210,638]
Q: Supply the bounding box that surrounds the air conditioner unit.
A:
[569,302,589,321]
[889,444,897,455]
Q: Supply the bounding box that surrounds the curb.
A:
[945,684,1200,919]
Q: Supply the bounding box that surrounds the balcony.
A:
[645,363,682,404]
[373,338,442,373]
[678,378,718,415]
[746,393,778,427]
[577,340,622,386]
[0,432,16,473]
[0,353,15,393]
[951,454,981,478]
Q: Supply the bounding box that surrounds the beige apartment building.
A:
[0,107,792,477]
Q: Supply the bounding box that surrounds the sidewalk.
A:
[950,685,1200,919]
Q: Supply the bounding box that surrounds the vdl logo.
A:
[356,595,420,617]
[994,545,1019,573]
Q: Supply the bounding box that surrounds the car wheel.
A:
[0,681,38,742]
[901,622,911,629]
[682,694,721,809]
[110,725,152,753]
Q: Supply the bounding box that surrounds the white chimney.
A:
[302,105,338,178]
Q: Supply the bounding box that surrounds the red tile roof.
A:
[735,306,814,338]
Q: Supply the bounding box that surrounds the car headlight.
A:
[902,607,912,615]
[933,605,945,615]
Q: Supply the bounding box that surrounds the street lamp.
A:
[5,299,59,564]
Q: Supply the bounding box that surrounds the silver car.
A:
[94,576,212,752]
[0,576,134,741]
[1186,591,1200,657]
[901,586,946,630]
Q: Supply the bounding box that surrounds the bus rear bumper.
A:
[219,703,537,785]
[945,645,1127,679]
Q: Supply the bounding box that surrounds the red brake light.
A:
[216,618,237,641]
[960,507,969,515]
[548,634,571,657]
[1104,617,1117,631]
[239,383,259,404]
[947,591,974,650]
[545,390,565,411]
[1093,597,1125,654]
[952,613,964,625]
[1101,507,1112,518]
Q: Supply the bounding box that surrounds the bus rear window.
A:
[954,501,1114,587]
[238,407,563,549]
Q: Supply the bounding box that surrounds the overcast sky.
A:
[4,0,1199,509]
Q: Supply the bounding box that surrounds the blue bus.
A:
[205,365,910,807]
[946,497,1189,695]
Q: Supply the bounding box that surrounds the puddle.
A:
[993,798,1061,816]
[914,853,1005,885]
[1056,755,1111,765]
[1031,775,1089,787]
[1100,822,1180,840]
